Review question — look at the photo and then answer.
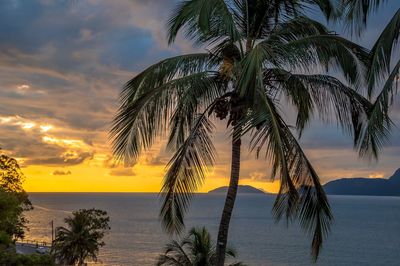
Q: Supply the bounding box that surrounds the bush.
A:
[0,231,12,251]
[0,251,54,266]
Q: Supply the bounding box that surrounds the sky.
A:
[0,0,399,193]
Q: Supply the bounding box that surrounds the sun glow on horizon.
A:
[368,173,385,178]
[22,162,282,194]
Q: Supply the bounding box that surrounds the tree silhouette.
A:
[111,1,378,264]
[53,208,110,265]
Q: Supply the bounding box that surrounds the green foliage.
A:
[0,152,25,193]
[0,150,38,264]
[0,150,32,240]
[157,227,244,266]
[0,231,12,251]
[53,208,110,265]
[0,189,26,241]
[0,251,54,266]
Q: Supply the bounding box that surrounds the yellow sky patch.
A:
[22,163,281,193]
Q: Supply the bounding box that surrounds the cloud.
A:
[52,169,71,175]
[78,29,95,42]
[143,155,169,166]
[109,168,136,177]
[0,115,96,167]
[26,151,93,166]
[102,155,118,169]
[244,172,269,182]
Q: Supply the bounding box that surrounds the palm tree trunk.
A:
[215,135,241,266]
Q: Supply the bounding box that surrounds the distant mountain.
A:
[208,185,266,194]
[324,168,400,196]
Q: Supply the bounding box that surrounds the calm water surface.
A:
[25,193,400,265]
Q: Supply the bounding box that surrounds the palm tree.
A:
[53,209,110,265]
[341,0,400,157]
[111,1,376,264]
[157,227,244,266]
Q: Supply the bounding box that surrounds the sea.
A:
[24,193,400,266]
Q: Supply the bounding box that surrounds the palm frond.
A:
[268,69,371,138]
[268,16,331,44]
[157,239,192,266]
[241,94,298,218]
[305,0,341,21]
[167,73,223,151]
[120,53,213,103]
[367,9,400,96]
[279,35,370,88]
[167,0,240,45]
[237,44,270,103]
[240,92,332,260]
[254,18,332,72]
[157,226,245,266]
[160,113,216,235]
[342,0,388,34]
[241,0,297,40]
[111,66,217,164]
[356,59,400,159]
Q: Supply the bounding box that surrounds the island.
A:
[323,168,400,196]
[208,185,267,194]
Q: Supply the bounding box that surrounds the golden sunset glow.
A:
[22,161,282,193]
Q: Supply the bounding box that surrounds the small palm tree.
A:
[111,1,377,264]
[53,209,110,265]
[157,227,244,266]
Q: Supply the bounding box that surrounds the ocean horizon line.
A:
[26,191,278,194]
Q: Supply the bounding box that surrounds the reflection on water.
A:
[25,193,400,265]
